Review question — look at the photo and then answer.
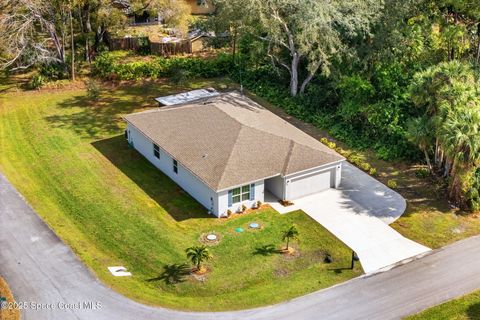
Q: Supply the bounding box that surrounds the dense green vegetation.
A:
[4,0,480,210]
[0,79,361,310]
[92,51,233,80]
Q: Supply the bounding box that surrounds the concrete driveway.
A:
[268,163,431,273]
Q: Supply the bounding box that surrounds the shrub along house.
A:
[124,91,345,217]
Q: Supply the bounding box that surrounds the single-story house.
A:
[124,91,345,217]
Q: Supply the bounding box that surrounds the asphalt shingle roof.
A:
[124,91,344,191]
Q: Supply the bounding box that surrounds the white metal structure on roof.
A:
[154,88,220,106]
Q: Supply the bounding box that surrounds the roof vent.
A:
[202,154,208,158]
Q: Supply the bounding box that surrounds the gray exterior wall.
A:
[127,123,218,215]
[265,175,284,199]
[127,122,264,217]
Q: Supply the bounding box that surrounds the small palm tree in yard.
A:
[282,225,299,252]
[186,245,212,273]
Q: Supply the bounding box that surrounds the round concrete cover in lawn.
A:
[206,234,217,241]
[249,223,260,229]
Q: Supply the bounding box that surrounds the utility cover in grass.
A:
[206,234,217,241]
[249,223,260,229]
[235,227,244,233]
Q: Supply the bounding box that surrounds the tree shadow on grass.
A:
[253,244,283,256]
[328,267,353,274]
[44,81,181,139]
[92,135,211,222]
[147,263,191,285]
[467,302,480,320]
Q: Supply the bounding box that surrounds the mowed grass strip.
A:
[0,80,361,310]
[406,290,480,320]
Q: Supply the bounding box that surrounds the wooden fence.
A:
[109,37,149,51]
[150,41,192,56]
[110,36,205,56]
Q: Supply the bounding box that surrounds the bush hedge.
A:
[387,180,398,189]
[92,52,234,81]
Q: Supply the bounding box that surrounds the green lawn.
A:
[0,78,361,311]
[406,290,480,320]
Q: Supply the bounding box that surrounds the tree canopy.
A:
[214,0,382,96]
[0,0,190,71]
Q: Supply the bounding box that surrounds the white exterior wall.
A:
[334,162,342,188]
[127,123,218,215]
[284,161,344,200]
[265,175,284,199]
[217,180,264,217]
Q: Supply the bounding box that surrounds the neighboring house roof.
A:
[154,88,220,105]
[124,91,345,191]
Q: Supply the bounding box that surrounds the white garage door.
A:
[288,170,332,200]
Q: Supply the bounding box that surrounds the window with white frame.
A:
[153,143,160,159]
[231,184,251,204]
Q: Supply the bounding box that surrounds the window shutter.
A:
[228,190,233,207]
[250,183,255,200]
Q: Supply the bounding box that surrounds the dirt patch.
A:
[274,268,291,278]
[0,277,20,320]
[190,267,209,282]
[281,247,300,259]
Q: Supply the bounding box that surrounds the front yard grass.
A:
[406,290,480,320]
[0,78,361,311]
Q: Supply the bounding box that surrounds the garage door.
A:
[288,170,332,200]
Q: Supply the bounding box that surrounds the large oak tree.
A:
[215,0,382,96]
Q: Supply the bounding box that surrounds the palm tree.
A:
[409,61,477,169]
[439,107,480,201]
[282,225,299,250]
[406,116,434,171]
[185,245,212,271]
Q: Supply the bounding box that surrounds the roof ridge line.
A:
[282,140,295,175]
[244,122,345,159]
[216,126,244,190]
[211,95,344,159]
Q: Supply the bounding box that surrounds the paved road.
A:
[2,173,480,320]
